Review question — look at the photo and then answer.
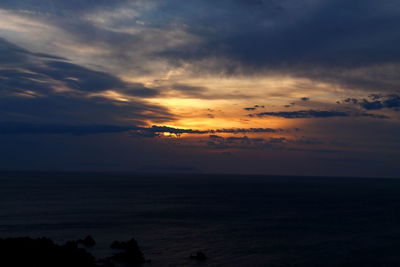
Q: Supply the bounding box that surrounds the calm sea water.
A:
[1,172,400,266]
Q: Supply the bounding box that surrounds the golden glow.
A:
[88,90,130,102]
[142,75,331,131]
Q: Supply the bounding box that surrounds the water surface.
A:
[1,172,400,266]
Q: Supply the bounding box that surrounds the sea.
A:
[1,171,400,267]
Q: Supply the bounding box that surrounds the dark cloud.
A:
[205,134,335,152]
[243,105,265,111]
[35,61,126,92]
[0,37,65,65]
[4,1,399,92]
[154,0,400,91]
[360,100,385,110]
[282,98,309,108]
[339,94,400,111]
[20,60,158,96]
[0,93,172,126]
[0,119,284,137]
[229,2,397,68]
[0,69,51,96]
[0,123,201,137]
[123,83,160,98]
[0,122,138,135]
[360,94,400,111]
[0,40,32,65]
[145,125,207,135]
[252,110,389,119]
[0,38,173,126]
[142,126,282,136]
[131,126,283,136]
[344,98,359,104]
[212,128,281,133]
[3,0,400,92]
[369,94,383,100]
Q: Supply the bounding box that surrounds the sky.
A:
[0,0,400,177]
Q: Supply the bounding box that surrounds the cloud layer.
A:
[0,37,173,126]
[251,110,389,119]
[0,1,400,176]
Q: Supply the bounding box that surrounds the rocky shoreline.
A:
[0,236,208,266]
[0,236,146,267]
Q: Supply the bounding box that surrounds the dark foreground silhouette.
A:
[110,238,147,264]
[77,235,96,247]
[0,236,146,267]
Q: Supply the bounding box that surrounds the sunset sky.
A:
[1,0,400,177]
